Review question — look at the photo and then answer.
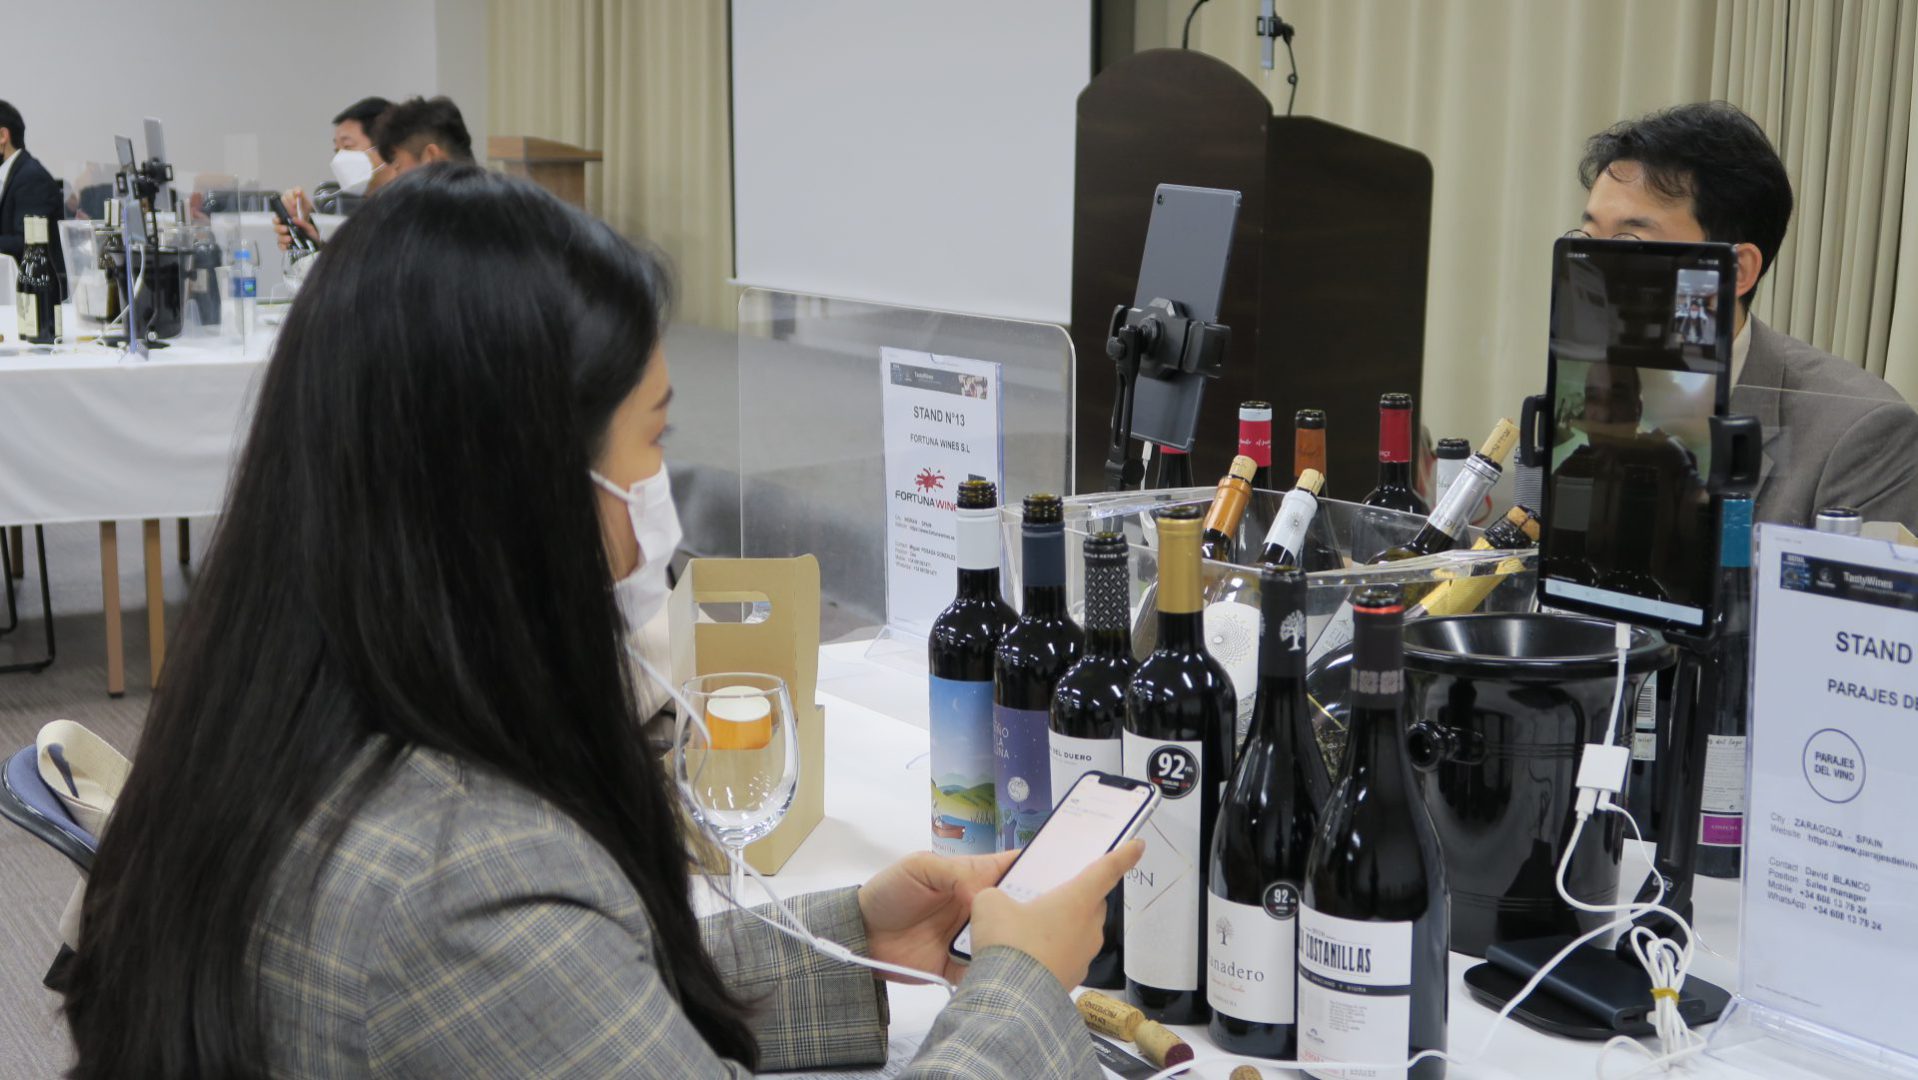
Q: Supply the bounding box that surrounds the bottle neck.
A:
[1296,430,1327,478]
[1239,414,1273,471]
[956,506,1001,601]
[1082,545,1133,655]
[1375,460,1413,490]
[1345,606,1410,781]
[957,566,1001,601]
[1377,407,1413,467]
[1409,456,1496,550]
[1021,525,1067,615]
[1155,519,1204,649]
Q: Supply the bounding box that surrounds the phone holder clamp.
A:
[1102,297,1231,491]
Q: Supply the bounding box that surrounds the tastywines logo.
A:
[1302,925,1373,975]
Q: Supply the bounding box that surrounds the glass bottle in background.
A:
[1404,503,1541,619]
[1370,418,1518,569]
[1239,401,1274,491]
[1050,530,1137,989]
[927,479,1015,856]
[1299,586,1448,1080]
[1696,493,1753,878]
[1294,409,1329,497]
[1153,444,1195,489]
[16,216,62,344]
[1125,505,1237,1024]
[1814,506,1862,535]
[1207,566,1329,1058]
[1362,393,1427,516]
[1432,437,1470,512]
[1200,455,1259,563]
[1258,470,1326,569]
[994,494,1084,850]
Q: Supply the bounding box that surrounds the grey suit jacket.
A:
[258,747,1098,1077]
[1733,319,1918,529]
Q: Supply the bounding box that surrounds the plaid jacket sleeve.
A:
[363,823,1098,1078]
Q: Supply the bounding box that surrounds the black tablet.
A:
[1538,237,1736,633]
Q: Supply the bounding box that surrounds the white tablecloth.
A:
[739,640,1752,1079]
[0,307,268,525]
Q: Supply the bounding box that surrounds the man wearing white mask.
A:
[279,97,392,248]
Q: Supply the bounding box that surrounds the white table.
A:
[0,306,269,692]
[741,640,1751,1079]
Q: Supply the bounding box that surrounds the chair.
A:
[0,744,100,989]
[0,525,55,676]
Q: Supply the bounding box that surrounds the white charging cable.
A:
[630,646,958,994]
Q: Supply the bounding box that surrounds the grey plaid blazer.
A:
[257,747,1099,1077]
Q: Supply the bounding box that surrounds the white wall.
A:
[6,0,487,196]
[731,0,1092,325]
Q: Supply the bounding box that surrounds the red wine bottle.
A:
[1153,444,1195,489]
[1125,506,1237,1024]
[927,480,1015,856]
[994,494,1084,850]
[1051,530,1136,988]
[1239,401,1274,490]
[1300,586,1448,1080]
[1207,566,1329,1057]
[1363,393,1427,516]
[16,216,63,344]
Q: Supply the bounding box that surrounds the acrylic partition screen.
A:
[737,289,1074,663]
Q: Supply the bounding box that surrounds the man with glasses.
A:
[1574,102,1918,529]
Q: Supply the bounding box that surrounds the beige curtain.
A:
[1716,0,1918,396]
[488,0,737,330]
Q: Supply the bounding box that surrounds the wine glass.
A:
[674,673,801,898]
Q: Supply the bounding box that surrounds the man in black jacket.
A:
[0,100,65,297]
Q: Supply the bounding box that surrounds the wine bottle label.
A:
[1261,488,1319,561]
[928,676,997,856]
[1124,731,1206,991]
[1299,909,1415,1080]
[18,295,36,338]
[1699,734,1747,848]
[1202,603,1261,749]
[1239,412,1273,467]
[1206,886,1299,1024]
[994,705,1052,849]
[1631,674,1659,762]
[1422,457,1494,542]
[956,506,1000,572]
[1050,732,1120,810]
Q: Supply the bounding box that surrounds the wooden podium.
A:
[488,136,604,209]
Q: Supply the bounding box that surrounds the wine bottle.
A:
[1200,455,1259,563]
[1362,394,1427,516]
[1258,469,1327,568]
[928,479,1015,856]
[1207,567,1330,1058]
[1371,418,1519,567]
[1696,493,1752,879]
[1125,505,1237,1024]
[1153,445,1195,489]
[1432,438,1470,512]
[1052,530,1137,989]
[995,494,1084,851]
[16,216,63,345]
[1294,409,1329,497]
[1300,586,1448,1080]
[1239,401,1274,490]
[1404,504,1541,619]
[1626,671,1663,843]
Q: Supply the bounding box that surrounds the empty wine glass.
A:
[674,672,800,897]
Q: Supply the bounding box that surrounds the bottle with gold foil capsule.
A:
[1406,504,1541,619]
[1125,505,1237,1023]
[1200,455,1259,563]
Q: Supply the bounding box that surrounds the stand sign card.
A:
[1740,524,1918,1062]
[879,347,1004,639]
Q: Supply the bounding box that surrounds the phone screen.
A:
[949,773,1156,960]
[1540,238,1734,631]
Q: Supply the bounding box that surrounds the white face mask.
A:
[329,148,377,195]
[591,465,683,633]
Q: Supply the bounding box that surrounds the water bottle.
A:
[231,241,258,341]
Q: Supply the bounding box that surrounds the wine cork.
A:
[1230,1067,1266,1080]
[1135,1020,1193,1068]
[1477,417,1520,467]
[1075,991,1143,1040]
[1294,468,1324,495]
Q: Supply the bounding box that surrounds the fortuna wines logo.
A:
[914,467,946,493]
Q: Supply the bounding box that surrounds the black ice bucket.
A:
[1401,613,1674,957]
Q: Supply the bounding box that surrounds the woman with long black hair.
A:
[62,165,1137,1078]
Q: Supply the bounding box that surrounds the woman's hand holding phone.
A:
[858,849,1018,986]
[966,839,1143,990]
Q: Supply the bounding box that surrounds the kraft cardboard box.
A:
[668,556,823,874]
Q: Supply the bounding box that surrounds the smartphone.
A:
[1130,183,1240,453]
[267,192,320,253]
[948,771,1159,963]
[1539,237,1735,633]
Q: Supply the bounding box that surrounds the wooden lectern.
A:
[488,136,604,209]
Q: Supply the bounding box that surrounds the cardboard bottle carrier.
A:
[668,556,823,874]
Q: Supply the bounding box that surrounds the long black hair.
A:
[62,164,758,1075]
